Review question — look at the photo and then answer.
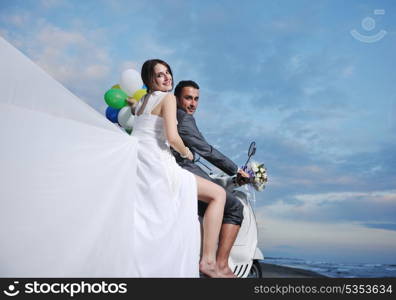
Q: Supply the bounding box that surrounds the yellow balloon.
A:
[132,89,147,101]
[112,84,121,89]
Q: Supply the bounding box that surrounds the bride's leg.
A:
[194,175,226,278]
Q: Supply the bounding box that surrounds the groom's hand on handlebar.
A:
[238,169,249,178]
[236,169,250,186]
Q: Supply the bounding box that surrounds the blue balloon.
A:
[105,106,120,123]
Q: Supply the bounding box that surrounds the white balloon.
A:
[119,69,143,96]
[117,106,134,130]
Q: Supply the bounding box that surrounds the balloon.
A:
[117,106,134,130]
[132,89,147,101]
[105,106,120,123]
[104,88,128,109]
[111,84,121,89]
[120,69,143,96]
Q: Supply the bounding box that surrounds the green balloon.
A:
[104,88,128,109]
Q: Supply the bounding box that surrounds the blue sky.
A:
[1,0,395,264]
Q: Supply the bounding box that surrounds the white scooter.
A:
[198,142,264,278]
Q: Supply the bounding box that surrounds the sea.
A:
[263,257,396,278]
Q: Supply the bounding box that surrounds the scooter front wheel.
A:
[247,260,262,278]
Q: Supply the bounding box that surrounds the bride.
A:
[131,59,226,277]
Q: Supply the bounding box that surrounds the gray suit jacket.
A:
[173,108,238,179]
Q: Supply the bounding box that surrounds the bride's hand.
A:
[126,97,137,106]
[186,151,193,161]
[181,147,193,161]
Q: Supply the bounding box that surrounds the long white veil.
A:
[0,37,139,277]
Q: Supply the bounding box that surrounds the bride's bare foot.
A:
[200,261,238,278]
[199,260,218,278]
[217,265,237,278]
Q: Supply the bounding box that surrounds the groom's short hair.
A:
[174,80,200,98]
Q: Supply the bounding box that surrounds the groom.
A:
[173,80,249,277]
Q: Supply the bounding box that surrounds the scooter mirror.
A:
[243,141,257,169]
[248,141,256,158]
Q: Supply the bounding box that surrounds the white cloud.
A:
[19,23,112,89]
[36,25,86,47]
[84,65,110,80]
[0,14,115,111]
[256,189,396,222]
[294,190,396,205]
[271,163,360,188]
[256,212,396,263]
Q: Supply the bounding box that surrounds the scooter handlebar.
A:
[235,173,252,186]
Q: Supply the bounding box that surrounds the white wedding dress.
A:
[131,91,200,277]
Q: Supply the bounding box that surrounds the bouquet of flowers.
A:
[243,161,268,191]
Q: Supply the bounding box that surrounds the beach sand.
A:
[259,262,327,278]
